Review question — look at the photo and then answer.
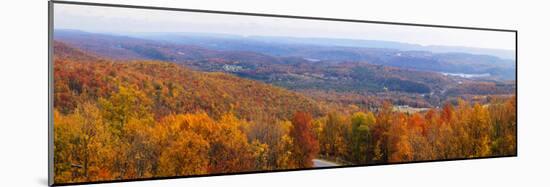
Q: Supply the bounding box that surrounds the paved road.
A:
[313,159,340,167]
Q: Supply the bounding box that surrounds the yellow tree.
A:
[53,102,110,183]
[97,85,155,179]
[470,104,492,157]
[158,131,209,176]
[320,112,348,159]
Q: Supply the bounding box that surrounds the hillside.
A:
[53,42,322,121]
[53,41,101,62]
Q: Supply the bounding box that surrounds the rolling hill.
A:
[53,41,323,121]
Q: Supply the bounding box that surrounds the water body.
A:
[440,72,491,78]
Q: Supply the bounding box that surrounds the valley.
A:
[53,30,516,110]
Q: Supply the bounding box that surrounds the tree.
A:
[158,131,209,176]
[388,113,412,162]
[350,112,376,163]
[319,112,349,159]
[208,113,255,173]
[470,104,492,157]
[246,117,297,170]
[53,102,111,183]
[250,140,270,170]
[405,113,436,160]
[489,96,517,156]
[290,112,319,167]
[154,113,255,174]
[372,101,393,163]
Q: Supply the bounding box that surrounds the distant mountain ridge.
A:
[129,31,515,60]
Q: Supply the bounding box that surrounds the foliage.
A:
[53,43,516,183]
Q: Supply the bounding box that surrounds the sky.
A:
[54,3,515,50]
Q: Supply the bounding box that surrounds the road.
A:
[313,158,340,167]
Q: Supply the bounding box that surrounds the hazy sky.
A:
[54,3,515,50]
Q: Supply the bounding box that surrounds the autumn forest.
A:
[52,30,516,184]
